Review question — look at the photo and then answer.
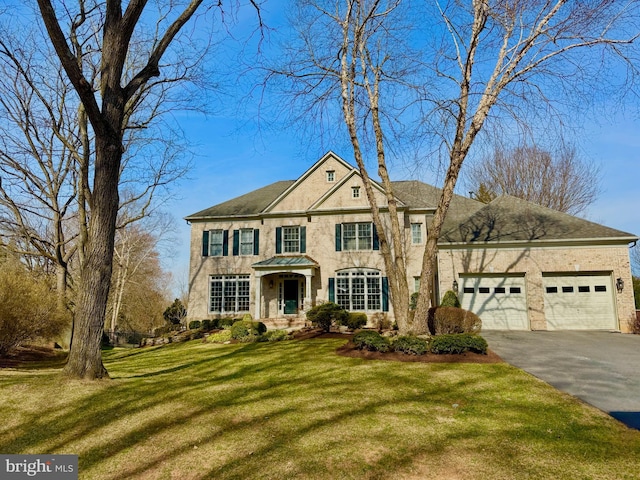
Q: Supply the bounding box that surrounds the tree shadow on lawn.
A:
[1,338,637,479]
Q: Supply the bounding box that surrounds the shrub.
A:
[163,298,187,325]
[392,336,429,355]
[306,302,349,332]
[219,318,235,328]
[440,290,461,308]
[188,320,201,330]
[427,306,482,335]
[430,333,488,355]
[201,319,212,331]
[0,258,69,356]
[230,320,267,339]
[206,330,233,343]
[261,330,292,342]
[346,312,368,330]
[353,330,390,352]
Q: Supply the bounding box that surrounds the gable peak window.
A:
[326,170,335,182]
[351,186,360,198]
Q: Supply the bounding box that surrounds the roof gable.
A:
[309,170,395,211]
[264,151,355,213]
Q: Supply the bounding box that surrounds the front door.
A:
[283,279,299,314]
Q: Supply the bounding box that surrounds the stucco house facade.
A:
[185,152,638,332]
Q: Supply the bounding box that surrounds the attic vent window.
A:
[352,186,360,198]
[326,170,335,182]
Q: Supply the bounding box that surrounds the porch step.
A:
[261,318,308,330]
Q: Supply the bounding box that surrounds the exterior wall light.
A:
[452,280,459,293]
[616,277,624,293]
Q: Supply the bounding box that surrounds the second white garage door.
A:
[459,276,529,330]
[543,274,616,330]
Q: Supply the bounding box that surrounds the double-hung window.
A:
[336,222,376,251]
[276,226,306,254]
[240,229,254,255]
[411,223,422,244]
[202,229,229,257]
[210,275,250,313]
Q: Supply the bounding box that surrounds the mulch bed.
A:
[293,329,504,364]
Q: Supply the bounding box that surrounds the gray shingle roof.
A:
[185,180,295,219]
[440,195,637,243]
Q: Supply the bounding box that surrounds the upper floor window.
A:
[276,226,306,254]
[411,223,422,244]
[326,170,335,182]
[239,229,255,255]
[352,186,360,198]
[335,222,378,251]
[202,229,228,257]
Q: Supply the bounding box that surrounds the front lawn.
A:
[1,338,639,479]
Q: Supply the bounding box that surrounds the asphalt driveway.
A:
[482,330,640,430]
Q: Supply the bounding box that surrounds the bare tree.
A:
[275,0,640,333]
[0,14,192,315]
[108,212,175,334]
[467,144,600,215]
[31,0,251,379]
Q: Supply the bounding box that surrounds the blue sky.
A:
[158,3,640,292]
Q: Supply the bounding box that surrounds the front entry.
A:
[283,279,299,314]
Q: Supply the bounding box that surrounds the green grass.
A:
[2,338,640,479]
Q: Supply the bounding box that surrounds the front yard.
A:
[1,337,640,479]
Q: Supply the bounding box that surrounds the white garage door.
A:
[543,274,616,330]
[459,276,529,330]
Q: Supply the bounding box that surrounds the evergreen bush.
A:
[440,290,461,308]
[306,302,349,332]
[346,312,368,330]
[392,336,429,355]
[188,320,201,330]
[430,333,488,355]
[353,330,390,352]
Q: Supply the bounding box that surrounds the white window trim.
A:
[336,268,382,312]
[342,222,372,251]
[282,226,301,253]
[209,274,251,314]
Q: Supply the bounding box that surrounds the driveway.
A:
[482,330,640,430]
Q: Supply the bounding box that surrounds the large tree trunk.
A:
[63,135,121,379]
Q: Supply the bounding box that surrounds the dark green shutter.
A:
[335,224,342,251]
[222,230,229,256]
[253,229,260,255]
[382,277,389,312]
[328,278,335,303]
[202,230,209,257]
[373,223,379,250]
[300,226,306,253]
[232,230,239,256]
[276,227,282,254]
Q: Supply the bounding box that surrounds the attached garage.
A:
[459,275,529,330]
[543,274,617,330]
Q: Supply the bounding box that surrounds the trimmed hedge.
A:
[346,312,368,330]
[353,330,390,352]
[230,320,267,340]
[188,320,201,330]
[427,306,482,335]
[392,336,429,355]
[430,333,488,355]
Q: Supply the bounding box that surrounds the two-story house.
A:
[186,152,638,332]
